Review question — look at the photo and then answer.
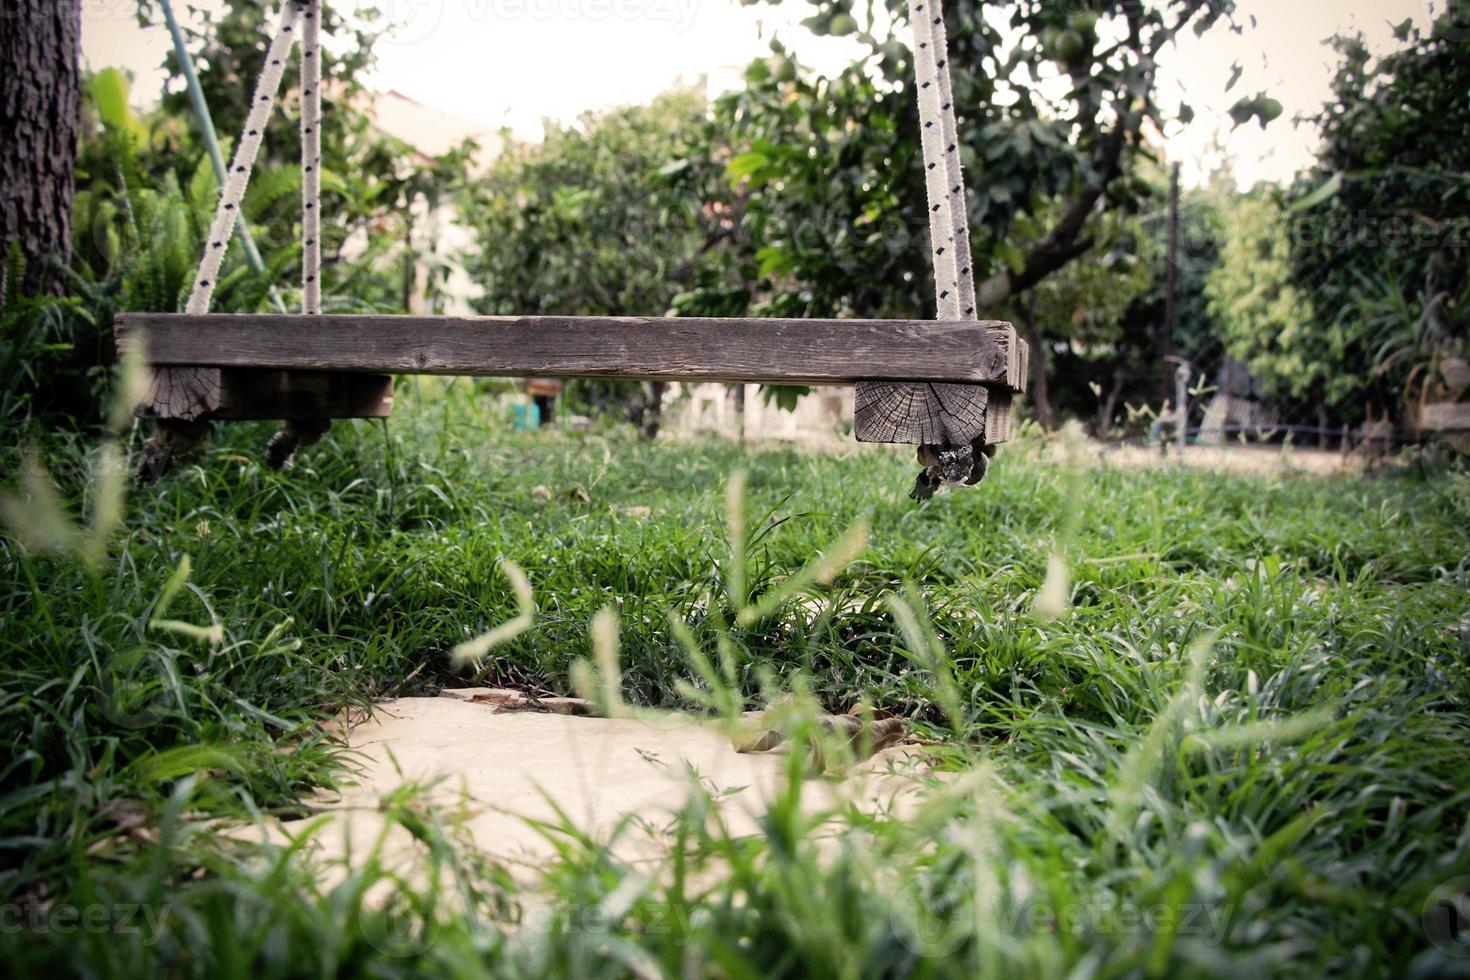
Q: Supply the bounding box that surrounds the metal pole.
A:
[159,0,287,313]
[1162,161,1180,403]
[1174,361,1190,454]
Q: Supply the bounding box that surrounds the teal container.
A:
[512,401,542,431]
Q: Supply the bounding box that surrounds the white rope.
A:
[300,0,322,315]
[921,0,976,319]
[851,0,982,484]
[906,0,976,322]
[184,2,301,315]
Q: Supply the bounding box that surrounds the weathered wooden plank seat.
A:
[116,312,1026,448]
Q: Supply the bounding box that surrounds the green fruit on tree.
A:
[803,14,831,36]
[1052,28,1085,64]
[774,59,797,83]
[745,59,771,83]
[829,13,859,36]
[1259,97,1284,122]
[1068,11,1097,38]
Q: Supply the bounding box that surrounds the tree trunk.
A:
[1098,373,1123,437]
[1021,314,1054,431]
[638,382,666,441]
[732,383,746,444]
[0,0,81,292]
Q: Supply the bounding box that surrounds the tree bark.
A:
[1098,373,1123,437]
[0,0,82,292]
[731,383,746,444]
[635,381,666,441]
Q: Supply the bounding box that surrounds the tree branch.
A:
[976,114,1131,306]
[972,0,1203,307]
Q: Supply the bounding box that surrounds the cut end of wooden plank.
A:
[854,381,994,445]
[140,366,223,421]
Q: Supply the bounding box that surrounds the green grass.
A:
[2,381,1468,977]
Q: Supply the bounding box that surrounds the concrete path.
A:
[242,690,936,877]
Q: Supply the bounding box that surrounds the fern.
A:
[244,164,302,223]
[187,152,219,217]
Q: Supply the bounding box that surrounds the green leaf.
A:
[243,164,302,222]
[1289,173,1343,212]
[1227,97,1257,128]
[725,151,769,185]
[1225,61,1244,93]
[996,241,1026,274]
[187,154,219,215]
[756,245,793,279]
[90,68,134,133]
[318,168,348,197]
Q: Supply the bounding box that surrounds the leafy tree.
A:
[1004,200,1154,428]
[462,89,733,434]
[1085,180,1225,434]
[466,89,724,318]
[711,0,1242,329]
[1205,190,1320,405]
[688,0,1264,431]
[137,0,382,170]
[461,1,1258,431]
[1277,3,1470,422]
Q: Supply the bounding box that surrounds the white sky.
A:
[79,0,1435,189]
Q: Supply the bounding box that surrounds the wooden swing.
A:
[119,0,1026,497]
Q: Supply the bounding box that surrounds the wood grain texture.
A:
[985,390,1014,443]
[854,381,990,445]
[1012,335,1030,393]
[140,366,222,421]
[115,313,1022,386]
